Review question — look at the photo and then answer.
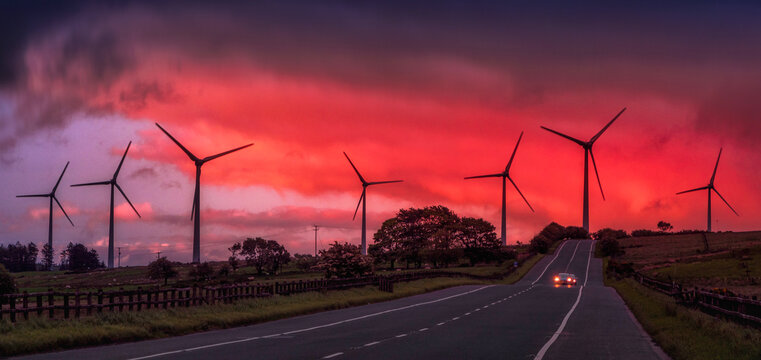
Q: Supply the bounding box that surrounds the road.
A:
[15,240,667,360]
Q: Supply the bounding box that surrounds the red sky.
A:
[1,1,760,265]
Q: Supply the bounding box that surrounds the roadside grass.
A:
[603,258,761,360]
[0,277,483,357]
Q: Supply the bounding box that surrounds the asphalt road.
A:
[15,240,667,360]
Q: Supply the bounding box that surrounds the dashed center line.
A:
[437,322,445,326]
[452,317,460,320]
[322,352,344,359]
[395,334,407,338]
[419,328,429,332]
[364,341,380,347]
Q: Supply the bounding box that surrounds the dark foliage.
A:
[592,228,629,241]
[189,262,214,282]
[0,264,17,302]
[41,243,54,271]
[147,257,178,285]
[316,242,372,278]
[237,237,291,275]
[0,242,38,272]
[657,221,674,232]
[293,254,319,272]
[60,243,104,271]
[562,226,590,239]
[529,222,569,254]
[630,229,666,237]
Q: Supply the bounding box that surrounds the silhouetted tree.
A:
[317,242,372,278]
[189,262,214,281]
[0,264,17,304]
[0,242,38,272]
[266,240,290,274]
[239,237,290,275]
[457,217,500,265]
[657,221,674,232]
[147,257,178,285]
[228,242,241,272]
[60,243,103,271]
[41,243,54,271]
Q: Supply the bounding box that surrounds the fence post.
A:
[97,289,103,314]
[9,294,16,323]
[48,289,54,319]
[37,293,43,316]
[137,287,143,311]
[74,291,81,318]
[128,290,134,311]
[87,292,92,315]
[63,294,69,319]
[23,291,29,320]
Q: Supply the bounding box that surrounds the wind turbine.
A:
[676,148,738,232]
[540,108,626,231]
[344,152,403,255]
[156,123,253,263]
[16,161,74,269]
[465,131,534,246]
[71,142,141,269]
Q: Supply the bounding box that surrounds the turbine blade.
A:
[712,187,739,216]
[353,189,365,221]
[16,194,50,198]
[343,152,366,184]
[505,131,524,172]
[71,180,111,187]
[53,196,74,226]
[589,149,605,200]
[155,123,199,161]
[53,161,70,193]
[540,126,586,147]
[590,107,626,144]
[114,141,132,179]
[115,183,141,218]
[464,173,503,180]
[203,143,254,162]
[710,148,722,185]
[676,186,709,195]
[508,177,534,212]
[368,180,403,186]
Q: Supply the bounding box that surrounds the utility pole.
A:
[313,225,319,257]
[156,251,161,260]
[117,247,121,268]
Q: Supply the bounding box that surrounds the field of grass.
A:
[605,262,761,360]
[613,231,761,298]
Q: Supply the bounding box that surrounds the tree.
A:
[265,240,290,274]
[563,226,590,239]
[592,228,629,241]
[293,254,318,272]
[0,264,16,304]
[189,262,214,282]
[457,217,500,265]
[147,257,178,285]
[228,242,241,272]
[60,243,103,271]
[240,237,290,275]
[657,221,673,232]
[41,243,54,271]
[0,242,38,272]
[316,242,372,278]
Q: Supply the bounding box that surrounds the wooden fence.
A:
[0,266,517,323]
[633,271,761,328]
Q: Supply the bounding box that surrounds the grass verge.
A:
[0,277,482,357]
[604,258,761,360]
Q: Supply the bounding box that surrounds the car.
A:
[554,273,577,285]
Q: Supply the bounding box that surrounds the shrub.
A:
[592,228,629,241]
[147,257,178,285]
[529,234,551,254]
[563,226,590,239]
[598,237,623,257]
[316,242,373,278]
[189,262,214,282]
[631,229,665,237]
[293,254,319,272]
[0,264,17,303]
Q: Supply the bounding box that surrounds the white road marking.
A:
[126,285,494,360]
[564,241,581,272]
[531,241,570,285]
[464,312,471,316]
[474,308,480,312]
[323,352,344,359]
[533,241,595,360]
[419,328,429,332]
[452,317,460,320]
[395,334,407,338]
[437,322,445,326]
[364,341,380,347]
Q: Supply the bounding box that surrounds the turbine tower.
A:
[676,148,738,232]
[156,123,253,263]
[16,161,74,269]
[540,108,626,231]
[465,131,534,246]
[71,142,141,269]
[344,152,403,255]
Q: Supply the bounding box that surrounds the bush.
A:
[316,242,373,278]
[189,262,214,282]
[293,254,319,272]
[529,234,551,254]
[0,264,17,302]
[539,222,566,241]
[563,226,589,239]
[631,229,665,237]
[147,257,178,285]
[598,237,623,257]
[592,228,629,241]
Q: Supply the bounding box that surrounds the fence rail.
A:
[632,271,761,328]
[0,266,517,323]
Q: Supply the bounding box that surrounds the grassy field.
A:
[615,231,761,297]
[604,258,761,360]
